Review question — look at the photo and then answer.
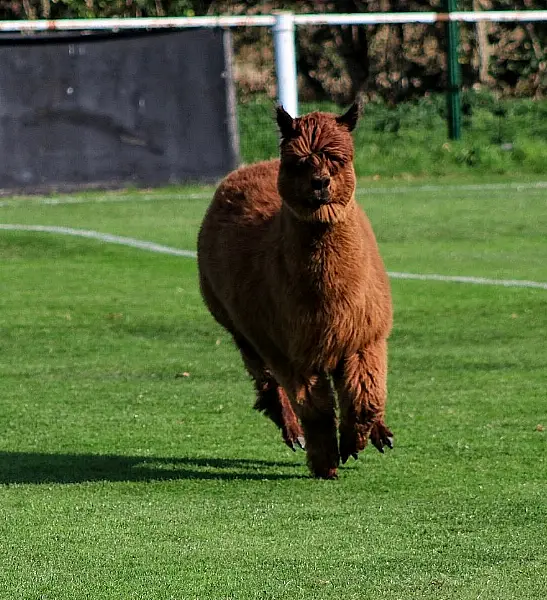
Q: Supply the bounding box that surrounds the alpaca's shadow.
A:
[0,451,306,485]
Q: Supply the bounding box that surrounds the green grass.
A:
[1,177,546,599]
[239,92,547,178]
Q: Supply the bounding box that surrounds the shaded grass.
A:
[0,180,546,599]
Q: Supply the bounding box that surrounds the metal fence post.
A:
[273,11,298,117]
[444,0,462,140]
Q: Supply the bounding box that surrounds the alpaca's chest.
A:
[278,286,372,372]
[243,234,391,373]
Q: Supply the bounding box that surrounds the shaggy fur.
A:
[197,103,393,478]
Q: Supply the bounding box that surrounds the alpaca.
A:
[197,102,393,478]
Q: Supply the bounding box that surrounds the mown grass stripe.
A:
[2,223,546,290]
[1,180,547,208]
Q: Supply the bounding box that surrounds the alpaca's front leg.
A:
[293,374,339,479]
[334,340,393,464]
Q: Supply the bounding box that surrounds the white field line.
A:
[0,224,197,258]
[2,223,546,291]
[355,181,547,195]
[388,272,547,290]
[1,180,547,208]
[0,191,210,208]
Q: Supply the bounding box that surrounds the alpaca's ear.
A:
[276,105,296,140]
[336,99,362,132]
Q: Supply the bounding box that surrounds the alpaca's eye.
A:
[329,158,345,173]
[322,152,344,170]
[290,159,309,172]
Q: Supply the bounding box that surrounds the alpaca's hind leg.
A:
[199,275,303,448]
[234,336,304,450]
[254,379,305,451]
[333,339,393,464]
[293,374,339,479]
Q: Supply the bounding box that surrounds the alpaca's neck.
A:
[278,200,364,287]
[280,197,360,244]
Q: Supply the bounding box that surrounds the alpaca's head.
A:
[276,102,360,223]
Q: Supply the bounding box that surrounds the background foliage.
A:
[1,1,545,103]
[239,92,547,176]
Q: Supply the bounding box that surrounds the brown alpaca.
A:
[197,102,393,478]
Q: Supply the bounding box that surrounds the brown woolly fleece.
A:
[197,103,393,479]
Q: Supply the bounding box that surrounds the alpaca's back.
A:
[206,159,281,223]
[197,159,282,335]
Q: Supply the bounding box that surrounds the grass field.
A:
[1,176,546,599]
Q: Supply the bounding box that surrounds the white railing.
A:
[1,11,547,30]
[1,11,546,118]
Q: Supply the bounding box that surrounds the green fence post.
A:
[444,0,462,140]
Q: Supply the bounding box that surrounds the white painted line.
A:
[355,181,547,196]
[388,271,547,290]
[0,191,209,208]
[2,223,546,291]
[0,224,197,258]
[1,180,547,209]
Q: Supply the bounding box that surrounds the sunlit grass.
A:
[0,179,546,599]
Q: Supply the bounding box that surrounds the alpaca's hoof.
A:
[283,434,306,452]
[339,429,367,464]
[286,440,297,452]
[313,467,338,480]
[282,424,305,452]
[284,434,305,452]
[370,422,394,454]
[340,447,361,464]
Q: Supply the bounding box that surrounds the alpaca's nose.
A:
[311,176,330,191]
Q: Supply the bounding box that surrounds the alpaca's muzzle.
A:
[311,188,331,206]
[311,175,331,191]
